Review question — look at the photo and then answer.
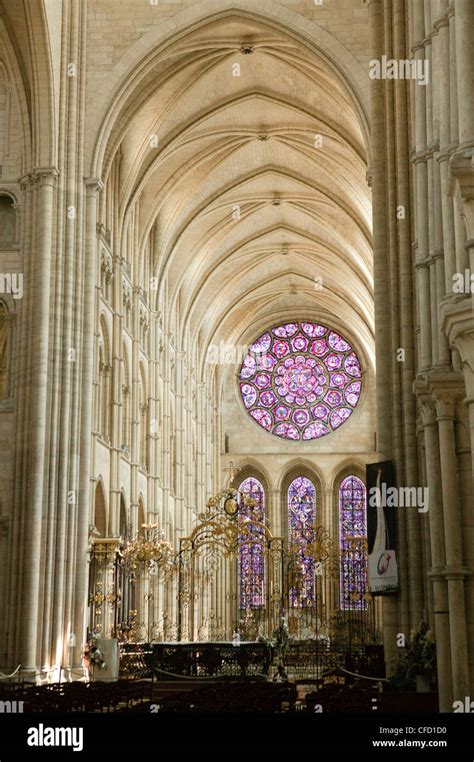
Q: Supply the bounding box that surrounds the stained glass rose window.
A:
[239,321,362,440]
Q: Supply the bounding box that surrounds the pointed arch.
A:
[89,1,370,179]
[97,314,111,439]
[137,494,145,530]
[287,475,317,608]
[237,475,266,610]
[338,474,368,610]
[0,195,16,247]
[119,491,128,540]
[94,479,108,537]
[121,341,131,452]
[138,362,148,469]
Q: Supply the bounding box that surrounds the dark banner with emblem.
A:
[366,460,398,595]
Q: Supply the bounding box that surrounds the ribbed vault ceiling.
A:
[111,15,373,367]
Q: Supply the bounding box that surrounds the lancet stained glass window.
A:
[288,476,316,608]
[239,321,362,440]
[339,475,368,610]
[238,477,265,609]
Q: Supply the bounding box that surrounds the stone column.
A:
[7,172,35,665]
[454,0,474,150]
[21,167,58,671]
[412,0,432,371]
[447,4,459,146]
[175,349,186,534]
[419,396,452,710]
[368,0,398,674]
[441,302,474,695]
[196,381,206,514]
[73,177,103,667]
[393,0,424,626]
[435,392,470,701]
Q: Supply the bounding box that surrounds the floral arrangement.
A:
[83,634,106,671]
[390,621,437,690]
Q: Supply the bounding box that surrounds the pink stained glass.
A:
[273,323,298,338]
[339,475,368,610]
[239,321,362,440]
[250,333,272,353]
[288,476,317,607]
[238,477,265,609]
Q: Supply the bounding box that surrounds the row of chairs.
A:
[0,679,153,713]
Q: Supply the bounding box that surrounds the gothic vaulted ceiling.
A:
[101,14,373,370]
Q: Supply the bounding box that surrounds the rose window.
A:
[239,321,362,440]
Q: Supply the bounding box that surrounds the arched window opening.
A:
[97,318,111,441]
[139,365,148,469]
[339,475,368,610]
[0,196,16,247]
[119,494,128,541]
[288,476,317,608]
[121,344,131,455]
[238,477,265,610]
[94,481,107,537]
[137,497,145,531]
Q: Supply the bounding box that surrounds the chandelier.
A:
[121,523,174,581]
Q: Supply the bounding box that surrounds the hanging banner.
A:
[366,460,399,594]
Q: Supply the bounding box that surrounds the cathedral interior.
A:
[0,0,473,723]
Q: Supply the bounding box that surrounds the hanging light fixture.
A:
[121,523,174,581]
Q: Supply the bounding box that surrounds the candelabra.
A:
[121,523,174,582]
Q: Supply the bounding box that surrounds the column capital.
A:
[428,566,447,582]
[412,150,429,165]
[433,15,449,32]
[414,369,466,407]
[84,177,105,195]
[18,171,36,190]
[411,40,425,54]
[414,259,430,270]
[34,166,60,187]
[418,397,437,426]
[434,394,458,421]
[441,298,474,374]
[450,148,474,237]
[436,149,452,165]
[450,148,474,195]
[442,565,472,581]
